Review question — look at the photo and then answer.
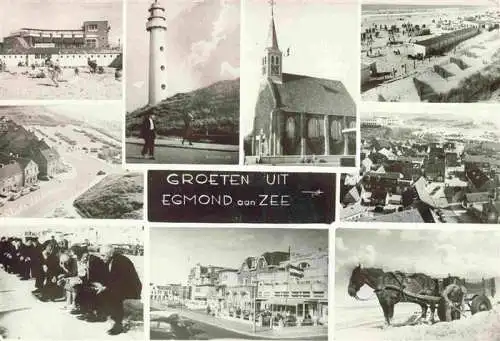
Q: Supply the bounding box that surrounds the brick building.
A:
[247,9,356,166]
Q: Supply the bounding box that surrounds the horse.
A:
[347,264,440,327]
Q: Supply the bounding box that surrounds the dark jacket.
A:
[106,253,142,300]
[140,116,156,139]
[86,254,108,284]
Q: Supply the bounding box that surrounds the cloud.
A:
[335,237,348,252]
[220,61,240,78]
[187,0,235,68]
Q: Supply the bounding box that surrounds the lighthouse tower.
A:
[146,0,167,106]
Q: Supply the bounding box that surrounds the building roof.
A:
[266,17,279,50]
[413,177,436,207]
[465,192,490,203]
[344,186,361,204]
[364,171,402,180]
[270,73,355,117]
[340,203,367,220]
[466,167,492,190]
[0,153,35,170]
[0,48,121,55]
[243,257,256,269]
[261,251,289,266]
[358,208,425,223]
[463,154,490,164]
[0,162,23,180]
[415,27,478,48]
[40,148,58,161]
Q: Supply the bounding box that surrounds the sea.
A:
[362,3,491,16]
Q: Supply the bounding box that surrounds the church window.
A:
[286,117,296,139]
[330,120,342,140]
[308,118,324,138]
[275,56,280,64]
[271,55,274,64]
[160,65,165,71]
[160,46,164,51]
[161,84,166,90]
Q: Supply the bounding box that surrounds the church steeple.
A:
[262,0,282,83]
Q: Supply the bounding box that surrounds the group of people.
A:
[139,112,195,160]
[0,234,142,336]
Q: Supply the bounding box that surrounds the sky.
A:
[362,0,494,6]
[1,222,144,245]
[150,228,328,285]
[240,0,359,136]
[335,228,500,298]
[361,106,500,130]
[126,0,240,112]
[0,0,123,45]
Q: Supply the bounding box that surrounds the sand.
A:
[0,66,122,100]
[362,30,500,102]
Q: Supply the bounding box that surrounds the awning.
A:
[260,298,307,306]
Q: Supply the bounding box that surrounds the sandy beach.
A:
[0,66,122,100]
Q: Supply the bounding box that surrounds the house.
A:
[0,161,23,197]
[248,10,356,166]
[31,147,60,179]
[362,171,404,194]
[357,208,425,223]
[0,153,39,187]
[466,166,495,192]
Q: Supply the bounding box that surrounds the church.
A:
[246,5,357,166]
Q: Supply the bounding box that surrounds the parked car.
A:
[39,175,50,181]
[21,188,31,196]
[30,184,40,191]
[9,191,21,201]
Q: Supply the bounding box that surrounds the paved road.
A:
[151,308,327,340]
[126,143,238,164]
[0,269,143,340]
[151,319,261,340]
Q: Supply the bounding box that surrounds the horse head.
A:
[348,264,364,298]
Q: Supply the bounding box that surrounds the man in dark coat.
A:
[96,245,142,335]
[71,245,108,321]
[182,112,194,146]
[140,113,156,160]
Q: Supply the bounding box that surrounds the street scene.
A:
[0,222,144,340]
[0,104,143,219]
[335,228,500,341]
[125,0,239,164]
[361,1,500,102]
[0,0,122,100]
[340,108,500,224]
[150,228,328,340]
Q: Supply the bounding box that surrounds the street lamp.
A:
[252,281,258,333]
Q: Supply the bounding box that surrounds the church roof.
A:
[270,73,355,117]
[266,17,279,50]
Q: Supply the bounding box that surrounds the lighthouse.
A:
[146,0,167,106]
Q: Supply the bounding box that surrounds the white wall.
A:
[0,53,120,68]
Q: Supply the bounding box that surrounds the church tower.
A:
[262,0,282,83]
